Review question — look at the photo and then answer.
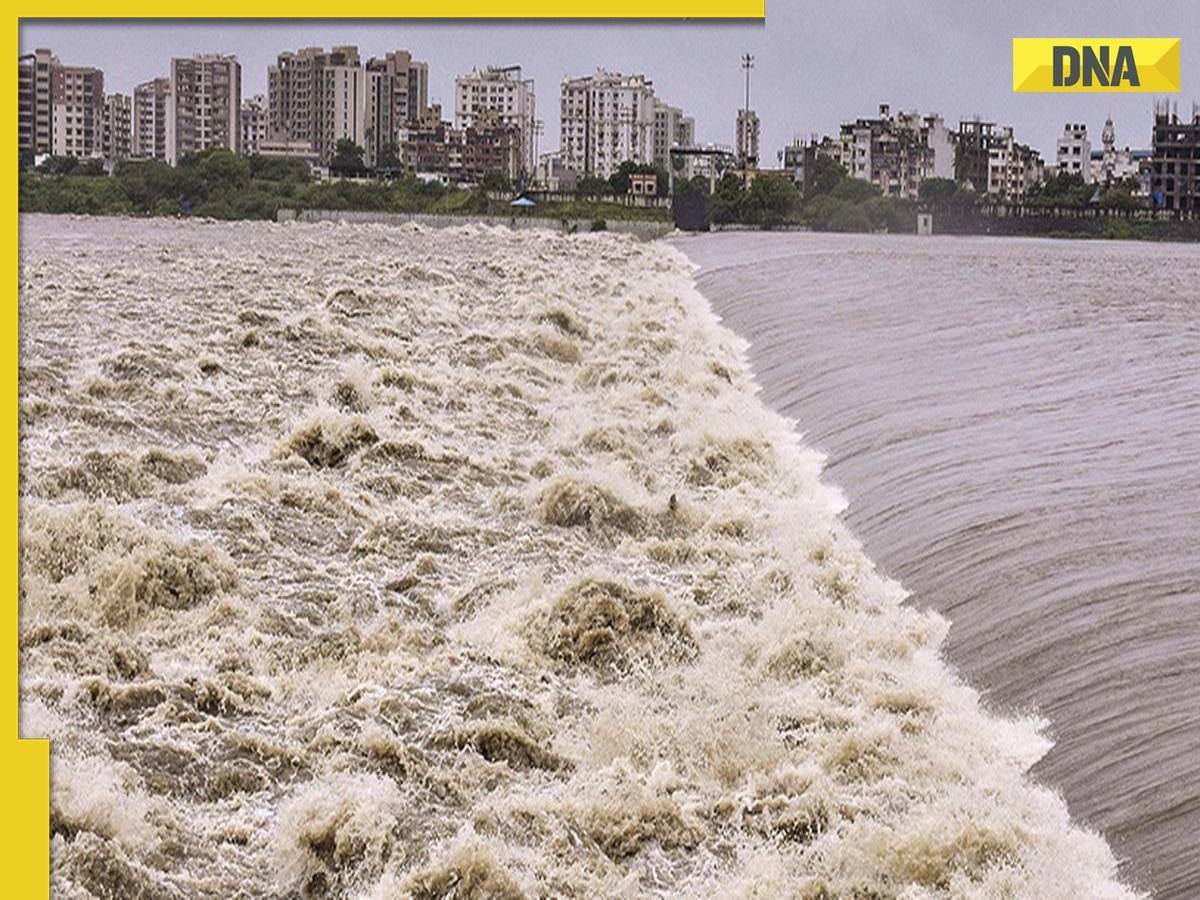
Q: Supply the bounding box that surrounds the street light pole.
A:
[742,52,753,114]
[741,52,754,182]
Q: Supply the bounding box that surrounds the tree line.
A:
[19,148,672,223]
[670,156,1153,233]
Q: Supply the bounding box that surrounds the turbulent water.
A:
[20,214,1137,899]
[682,231,1200,899]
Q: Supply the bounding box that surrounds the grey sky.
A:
[20,6,1198,161]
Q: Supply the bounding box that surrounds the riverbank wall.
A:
[276,207,674,241]
[930,211,1200,242]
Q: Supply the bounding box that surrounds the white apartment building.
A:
[18,48,55,158]
[653,99,694,170]
[1056,122,1091,181]
[270,46,425,167]
[364,50,429,165]
[241,94,267,155]
[909,111,955,181]
[166,54,241,164]
[101,93,132,163]
[560,70,656,179]
[320,62,368,159]
[987,126,1044,200]
[133,77,169,160]
[270,47,366,164]
[455,66,537,177]
[51,64,104,159]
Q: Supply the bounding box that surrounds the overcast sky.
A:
[21,6,1198,161]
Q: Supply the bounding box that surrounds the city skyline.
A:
[20,5,1200,162]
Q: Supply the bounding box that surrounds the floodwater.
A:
[19,214,1137,898]
[682,230,1200,899]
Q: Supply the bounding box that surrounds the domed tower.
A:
[1101,115,1117,183]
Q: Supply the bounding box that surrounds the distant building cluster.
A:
[956,119,1044,201]
[778,102,1198,212]
[18,45,701,190]
[15,43,1200,212]
[19,44,534,185]
[456,66,537,176]
[837,104,955,199]
[19,48,105,162]
[1055,117,1149,186]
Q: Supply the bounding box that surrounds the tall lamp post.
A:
[741,52,754,184]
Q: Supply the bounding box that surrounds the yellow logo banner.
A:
[1013,38,1181,92]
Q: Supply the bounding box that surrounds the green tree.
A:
[114,158,180,213]
[744,174,800,227]
[608,161,639,195]
[39,156,105,177]
[330,140,367,177]
[674,175,710,199]
[829,177,882,204]
[918,177,958,206]
[1028,171,1091,208]
[708,173,746,225]
[193,149,250,194]
[918,177,978,213]
[248,154,311,183]
[375,141,402,173]
[1098,176,1141,211]
[576,176,610,198]
[652,165,670,198]
[809,156,849,197]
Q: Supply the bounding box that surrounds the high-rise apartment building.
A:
[455,66,537,178]
[241,94,267,155]
[101,93,132,163]
[133,77,170,160]
[560,70,656,179]
[364,49,429,165]
[364,67,396,167]
[268,48,319,149]
[18,48,55,159]
[166,54,241,165]
[269,46,369,164]
[652,99,694,171]
[319,56,367,162]
[51,63,105,158]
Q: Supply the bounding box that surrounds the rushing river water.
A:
[681,231,1200,899]
[21,215,1139,898]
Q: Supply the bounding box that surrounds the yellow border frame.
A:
[7,5,763,895]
